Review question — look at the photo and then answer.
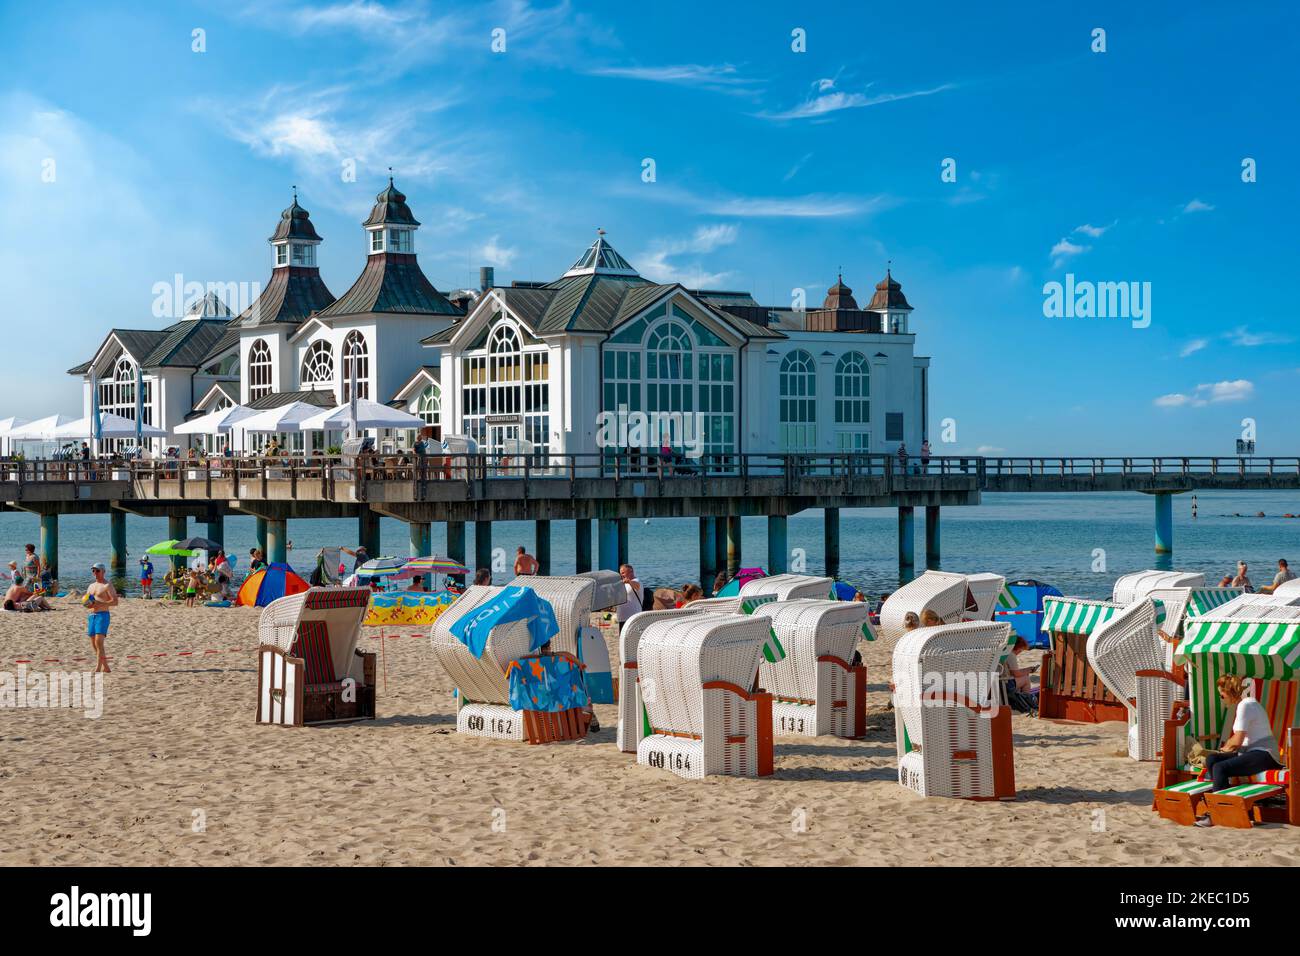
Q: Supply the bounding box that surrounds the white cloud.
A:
[1154,380,1254,408]
[616,182,892,219]
[1074,221,1114,238]
[587,63,758,94]
[1179,338,1209,358]
[757,83,956,121]
[478,235,518,268]
[636,224,739,286]
[783,151,813,182]
[1183,198,1215,213]
[1225,325,1291,347]
[1050,237,1089,268]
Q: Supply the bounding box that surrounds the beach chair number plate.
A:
[646,750,691,772]
[466,714,514,736]
[779,715,807,734]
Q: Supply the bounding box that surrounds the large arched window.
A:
[646,320,693,418]
[488,324,521,415]
[834,352,870,424]
[779,349,817,451]
[97,356,153,450]
[342,331,368,400]
[461,320,549,454]
[416,383,441,440]
[248,339,273,401]
[300,340,334,387]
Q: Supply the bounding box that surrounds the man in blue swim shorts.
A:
[85,563,119,674]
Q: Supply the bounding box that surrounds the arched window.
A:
[834,352,870,424]
[488,324,521,414]
[342,331,368,400]
[416,383,441,440]
[462,320,549,455]
[248,339,273,401]
[300,340,334,387]
[646,320,693,417]
[779,349,817,451]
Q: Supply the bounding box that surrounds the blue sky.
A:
[1,0,1295,455]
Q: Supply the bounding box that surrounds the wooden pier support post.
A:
[39,513,58,581]
[726,516,742,577]
[617,517,629,567]
[597,518,619,571]
[714,517,727,586]
[255,517,268,559]
[768,515,788,575]
[446,521,466,580]
[898,506,915,571]
[266,518,288,565]
[409,521,432,558]
[109,510,127,572]
[358,507,382,557]
[574,519,592,573]
[168,515,187,573]
[535,519,551,575]
[824,507,840,579]
[205,517,224,553]
[1154,492,1173,554]
[925,505,941,568]
[699,517,717,595]
[474,520,493,577]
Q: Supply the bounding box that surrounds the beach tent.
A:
[237,562,309,607]
[994,579,1063,649]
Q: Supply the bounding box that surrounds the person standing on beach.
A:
[85,563,119,674]
[615,564,642,632]
[341,545,369,575]
[473,568,491,586]
[139,556,154,599]
[22,543,39,586]
[514,546,538,575]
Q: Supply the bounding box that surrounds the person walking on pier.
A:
[514,546,539,575]
[85,563,119,674]
[920,440,932,474]
[896,442,908,475]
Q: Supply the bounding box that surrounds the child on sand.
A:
[85,563,119,674]
[139,556,154,599]
[185,568,200,607]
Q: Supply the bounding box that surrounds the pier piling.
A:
[39,513,58,580]
[726,516,742,577]
[574,519,592,573]
[925,505,941,568]
[358,507,381,557]
[535,519,551,575]
[617,517,629,567]
[474,520,493,576]
[205,517,224,553]
[446,521,466,574]
[823,507,840,579]
[1154,492,1173,554]
[266,518,287,565]
[168,515,187,572]
[109,510,127,571]
[409,521,432,558]
[767,515,788,575]
[597,518,618,571]
[699,517,717,595]
[898,506,915,571]
[255,517,268,559]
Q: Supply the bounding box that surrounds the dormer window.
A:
[275,245,288,266]
[388,228,412,253]
[291,243,315,266]
[370,229,384,253]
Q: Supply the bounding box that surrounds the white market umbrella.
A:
[174,405,257,435]
[8,414,81,441]
[53,412,166,440]
[298,398,425,432]
[234,401,323,434]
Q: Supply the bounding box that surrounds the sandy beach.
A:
[2,596,1298,867]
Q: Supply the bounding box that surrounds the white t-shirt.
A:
[1233,698,1281,762]
[616,579,643,623]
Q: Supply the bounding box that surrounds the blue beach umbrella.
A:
[449,586,559,658]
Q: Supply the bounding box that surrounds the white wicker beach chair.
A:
[1111,570,1205,605]
[430,585,564,742]
[506,572,621,703]
[737,573,834,611]
[1085,599,1176,760]
[686,596,742,613]
[965,573,1007,621]
[893,620,1017,800]
[753,599,873,738]
[636,613,776,779]
[257,587,375,727]
[1274,579,1300,601]
[617,606,723,753]
[878,571,975,642]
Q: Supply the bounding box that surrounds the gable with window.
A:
[248,339,273,401]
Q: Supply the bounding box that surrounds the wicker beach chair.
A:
[617,606,722,753]
[737,573,834,610]
[257,586,375,727]
[1274,579,1300,601]
[506,571,622,703]
[1111,570,1205,606]
[1085,599,1176,760]
[1154,604,1300,828]
[893,620,1017,800]
[430,585,591,743]
[878,571,977,643]
[1038,597,1129,722]
[635,613,777,779]
[753,599,873,738]
[964,573,1008,621]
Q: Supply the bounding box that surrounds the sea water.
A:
[1,490,1296,599]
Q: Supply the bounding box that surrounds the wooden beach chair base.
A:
[1154,780,1214,825]
[1203,784,1283,829]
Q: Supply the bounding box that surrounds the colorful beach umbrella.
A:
[357,556,406,576]
[400,556,470,576]
[173,536,223,552]
[146,539,199,557]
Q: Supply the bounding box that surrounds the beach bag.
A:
[639,583,653,612]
